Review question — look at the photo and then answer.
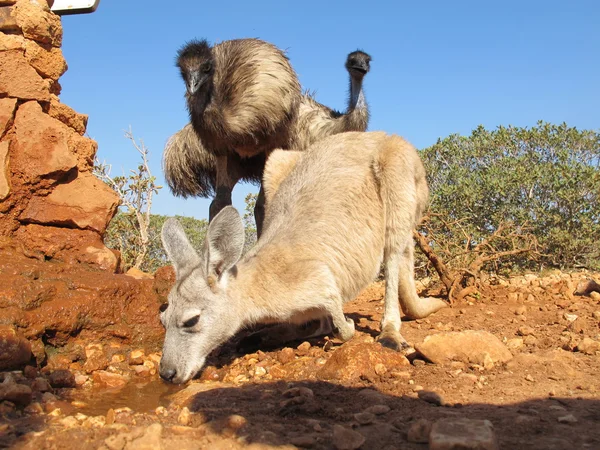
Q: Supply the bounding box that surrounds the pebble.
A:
[48,370,76,388]
[297,341,311,356]
[177,407,191,426]
[227,414,247,430]
[365,404,390,415]
[332,424,365,450]
[563,313,578,322]
[0,382,32,406]
[129,350,145,365]
[523,336,538,346]
[418,390,445,406]
[278,348,295,364]
[429,418,499,450]
[525,374,534,382]
[506,338,524,350]
[557,414,577,424]
[254,366,267,377]
[374,363,387,375]
[514,306,527,316]
[407,418,432,444]
[31,377,52,393]
[592,311,600,320]
[60,416,79,429]
[353,412,375,425]
[577,338,600,355]
[290,435,316,448]
[517,326,535,336]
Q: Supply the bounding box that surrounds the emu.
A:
[159,131,447,384]
[167,39,371,236]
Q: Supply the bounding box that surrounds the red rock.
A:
[0,50,50,100]
[415,331,513,366]
[277,347,295,364]
[0,5,18,32]
[0,381,32,406]
[0,325,32,369]
[317,339,410,382]
[0,97,17,136]
[577,337,600,355]
[0,141,10,201]
[21,172,120,233]
[25,40,67,80]
[46,96,88,134]
[0,32,25,50]
[332,425,365,450]
[12,0,62,46]
[48,369,75,388]
[92,371,128,388]
[15,224,119,271]
[12,101,76,181]
[429,418,499,450]
[67,132,96,170]
[126,268,153,280]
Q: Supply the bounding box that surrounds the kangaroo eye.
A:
[159,303,168,313]
[183,315,200,328]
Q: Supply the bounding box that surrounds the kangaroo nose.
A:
[159,365,177,382]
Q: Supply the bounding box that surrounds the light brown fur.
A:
[159,131,446,383]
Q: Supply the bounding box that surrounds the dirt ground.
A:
[1,270,600,450]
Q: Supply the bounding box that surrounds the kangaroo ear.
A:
[203,206,245,282]
[162,218,201,278]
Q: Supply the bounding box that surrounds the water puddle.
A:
[70,379,184,417]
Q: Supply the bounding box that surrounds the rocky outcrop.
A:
[0,0,119,268]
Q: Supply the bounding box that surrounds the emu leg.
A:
[254,186,266,238]
[209,154,238,221]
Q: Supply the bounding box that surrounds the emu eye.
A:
[159,303,168,313]
[183,315,200,328]
[203,64,212,73]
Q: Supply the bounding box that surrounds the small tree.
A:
[94,127,162,270]
[243,193,258,253]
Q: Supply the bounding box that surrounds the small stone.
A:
[514,306,527,316]
[129,349,145,365]
[517,326,535,336]
[278,347,295,364]
[23,366,38,379]
[523,336,538,346]
[557,414,577,424]
[0,325,32,370]
[177,407,191,426]
[592,311,600,320]
[374,363,387,375]
[525,374,534,382]
[111,354,125,364]
[563,313,578,322]
[353,412,375,425]
[460,373,478,384]
[418,390,444,406]
[297,341,311,356]
[412,359,426,367]
[506,338,524,350]
[227,414,247,430]
[290,436,316,448]
[429,418,499,450]
[48,370,76,388]
[92,371,128,388]
[332,424,365,450]
[24,402,43,414]
[0,382,32,406]
[74,374,88,386]
[31,377,52,392]
[407,418,432,444]
[577,338,600,355]
[365,404,390,415]
[254,366,267,377]
[60,416,79,429]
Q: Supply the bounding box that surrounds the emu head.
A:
[176,39,215,97]
[345,50,371,80]
[159,207,245,384]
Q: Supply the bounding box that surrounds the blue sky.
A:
[59,0,600,220]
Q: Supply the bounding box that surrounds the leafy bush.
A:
[419,121,600,273]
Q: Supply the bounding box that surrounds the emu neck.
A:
[188,80,214,119]
[349,77,366,112]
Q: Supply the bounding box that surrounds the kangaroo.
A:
[159,131,447,384]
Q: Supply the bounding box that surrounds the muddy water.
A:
[72,380,183,416]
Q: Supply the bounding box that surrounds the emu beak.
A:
[187,73,202,95]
